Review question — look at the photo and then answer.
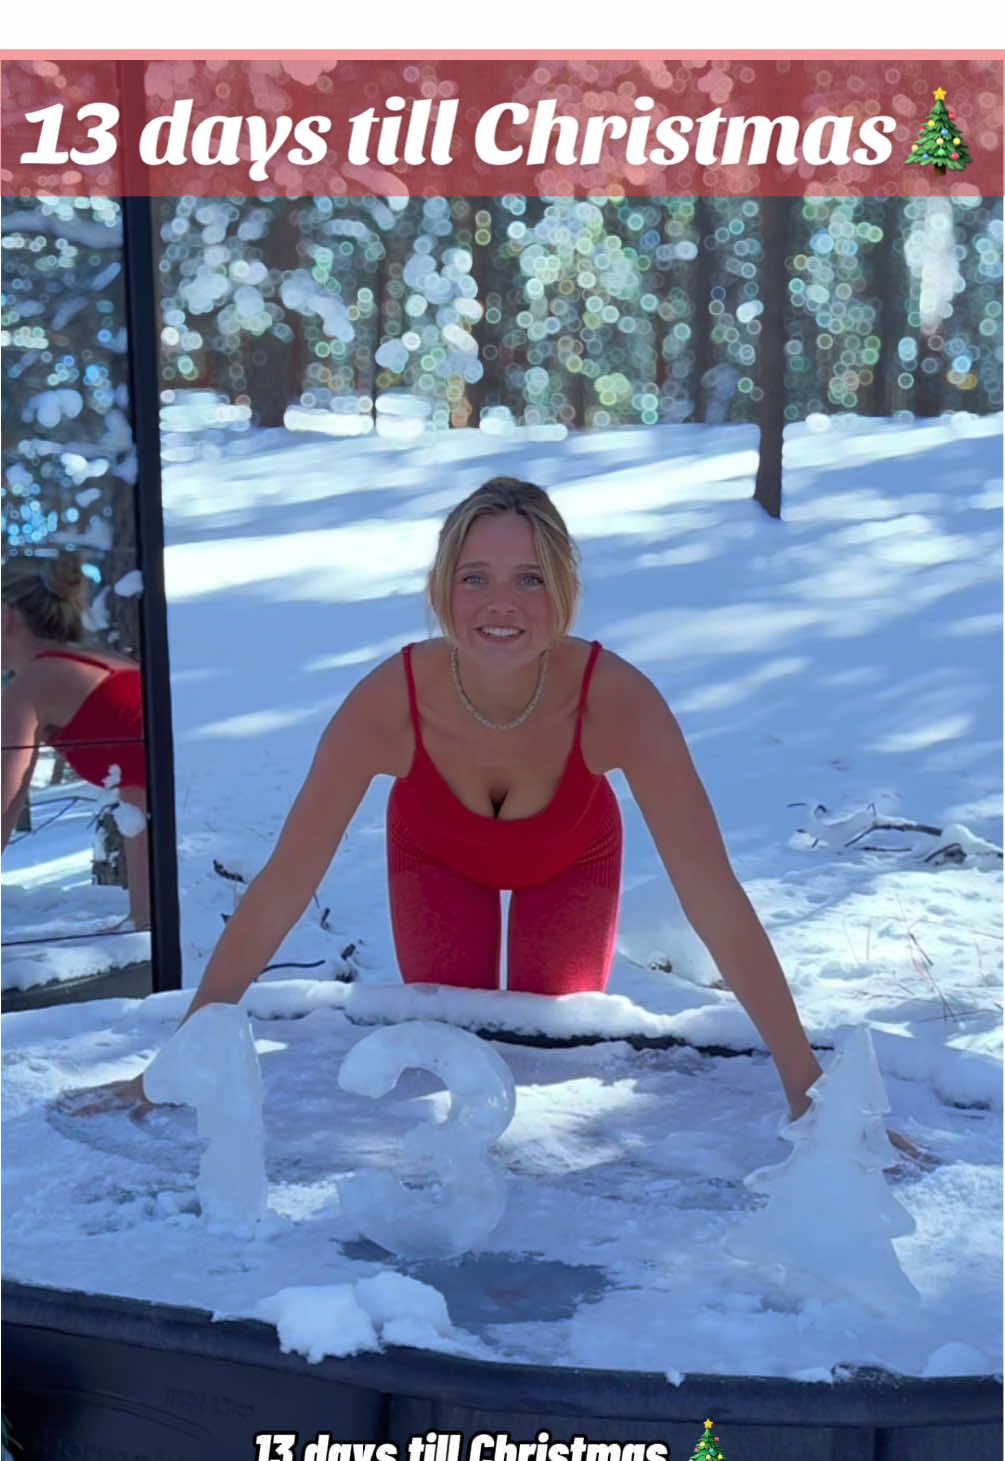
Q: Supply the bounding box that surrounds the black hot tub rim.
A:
[3,1278,1001,1430]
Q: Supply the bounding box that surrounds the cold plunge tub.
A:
[3,990,1002,1461]
[3,1279,1002,1461]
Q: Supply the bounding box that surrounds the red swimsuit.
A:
[386,640,623,995]
[35,649,146,791]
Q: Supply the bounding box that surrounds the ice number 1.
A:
[337,1020,516,1259]
[143,1003,268,1232]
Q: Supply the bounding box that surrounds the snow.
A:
[2,414,1001,1381]
[254,1272,459,1363]
[28,387,84,428]
[113,569,143,597]
[256,1284,379,1361]
[2,749,150,989]
[112,802,147,838]
[285,406,375,437]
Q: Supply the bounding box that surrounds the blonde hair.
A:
[1,551,89,642]
[426,478,581,642]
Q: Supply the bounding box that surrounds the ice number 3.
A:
[337,1020,516,1259]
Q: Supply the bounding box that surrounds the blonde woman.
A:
[77,478,928,1159]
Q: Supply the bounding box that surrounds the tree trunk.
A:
[570,363,586,430]
[688,196,714,424]
[462,196,497,428]
[509,197,546,422]
[653,199,673,409]
[914,333,945,419]
[369,237,386,408]
[865,198,900,417]
[374,200,416,396]
[753,197,792,520]
[106,467,141,656]
[92,805,127,890]
[245,203,306,428]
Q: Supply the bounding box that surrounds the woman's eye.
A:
[459,573,541,586]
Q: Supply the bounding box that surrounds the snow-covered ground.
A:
[2,413,1002,1381]
[2,747,150,989]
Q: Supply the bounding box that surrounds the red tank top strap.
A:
[401,643,424,749]
[34,648,116,673]
[574,641,602,740]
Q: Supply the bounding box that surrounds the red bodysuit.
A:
[35,649,146,790]
[386,640,623,995]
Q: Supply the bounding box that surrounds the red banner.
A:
[1,56,1001,197]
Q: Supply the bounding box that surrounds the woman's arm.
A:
[180,658,402,1025]
[2,680,41,850]
[76,658,404,1111]
[607,657,823,1118]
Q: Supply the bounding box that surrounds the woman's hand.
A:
[64,1073,160,1119]
[885,1126,942,1169]
[785,1098,941,1171]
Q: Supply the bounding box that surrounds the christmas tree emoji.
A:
[906,86,972,175]
[690,1419,725,1460]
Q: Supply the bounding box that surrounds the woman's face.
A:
[449,513,556,663]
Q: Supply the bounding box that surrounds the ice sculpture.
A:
[337,1020,516,1259]
[143,1002,268,1232]
[723,1025,921,1313]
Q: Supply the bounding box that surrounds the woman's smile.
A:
[477,625,524,641]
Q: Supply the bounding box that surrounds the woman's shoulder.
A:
[345,646,414,711]
[406,635,445,666]
[582,641,645,699]
[33,642,137,672]
[588,641,663,686]
[332,646,419,777]
[580,644,678,773]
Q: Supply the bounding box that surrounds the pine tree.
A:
[906,87,972,175]
[690,1419,726,1459]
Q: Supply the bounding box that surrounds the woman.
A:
[81,478,927,1158]
[1,552,149,929]
[88,476,823,1108]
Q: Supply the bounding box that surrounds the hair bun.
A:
[47,551,86,602]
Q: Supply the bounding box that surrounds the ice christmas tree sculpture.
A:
[690,1419,726,1460]
[906,87,972,176]
[723,1025,921,1314]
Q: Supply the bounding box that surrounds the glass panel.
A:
[2,196,153,1008]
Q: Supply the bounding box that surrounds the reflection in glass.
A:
[1,197,152,1005]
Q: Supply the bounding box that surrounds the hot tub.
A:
[3,1279,1000,1461]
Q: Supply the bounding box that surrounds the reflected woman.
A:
[1,552,149,929]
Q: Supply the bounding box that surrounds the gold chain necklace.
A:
[450,644,550,731]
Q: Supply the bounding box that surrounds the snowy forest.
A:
[2,191,1003,572]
